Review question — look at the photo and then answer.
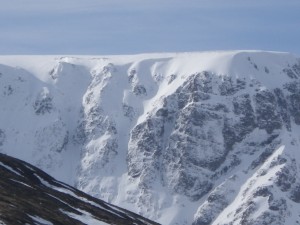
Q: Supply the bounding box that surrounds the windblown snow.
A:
[0,51,300,225]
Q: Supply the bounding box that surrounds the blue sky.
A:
[0,0,300,55]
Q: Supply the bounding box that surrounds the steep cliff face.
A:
[0,51,300,225]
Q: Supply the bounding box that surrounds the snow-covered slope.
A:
[0,51,300,224]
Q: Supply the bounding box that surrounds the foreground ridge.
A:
[0,153,160,225]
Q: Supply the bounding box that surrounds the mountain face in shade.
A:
[0,153,160,225]
[0,51,300,224]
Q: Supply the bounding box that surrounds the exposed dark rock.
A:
[219,77,246,96]
[254,90,282,134]
[33,89,54,115]
[283,62,300,79]
[275,166,296,192]
[128,68,137,84]
[289,92,300,125]
[222,118,237,151]
[283,68,298,79]
[174,170,213,201]
[284,81,300,93]
[292,61,300,76]
[269,198,287,211]
[232,94,256,141]
[3,85,13,96]
[123,104,136,120]
[0,129,5,147]
[265,67,270,74]
[133,85,147,96]
[168,74,177,84]
[273,88,291,130]
[201,103,229,113]
[289,183,300,203]
[73,113,87,145]
[250,138,280,169]
[185,72,213,94]
[128,117,164,182]
[219,76,236,96]
[253,186,272,198]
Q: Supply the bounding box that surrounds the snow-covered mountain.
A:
[0,51,300,225]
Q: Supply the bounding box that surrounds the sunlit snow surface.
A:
[0,51,300,225]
